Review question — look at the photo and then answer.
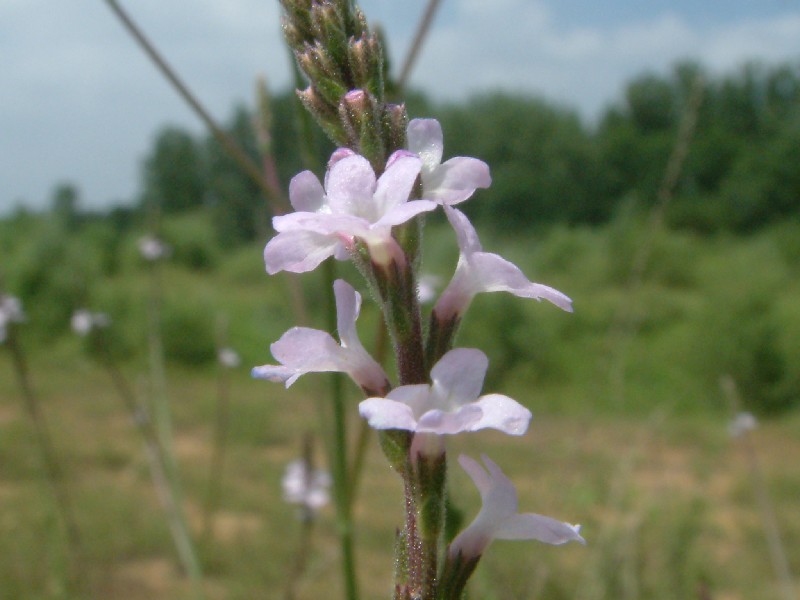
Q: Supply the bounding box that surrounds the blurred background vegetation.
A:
[1,58,799,599]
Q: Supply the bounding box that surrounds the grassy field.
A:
[1,213,799,599]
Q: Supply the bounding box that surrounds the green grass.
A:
[1,211,799,598]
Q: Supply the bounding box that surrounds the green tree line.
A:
[125,59,800,242]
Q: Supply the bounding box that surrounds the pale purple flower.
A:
[434,206,573,320]
[729,411,758,438]
[407,118,491,205]
[282,458,331,512]
[217,347,241,369]
[138,235,171,261]
[252,279,389,394]
[359,348,530,436]
[263,151,437,274]
[70,309,110,336]
[450,454,585,560]
[0,295,25,343]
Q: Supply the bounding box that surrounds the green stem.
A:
[366,253,426,386]
[5,325,86,594]
[396,0,444,93]
[323,259,360,600]
[145,261,205,598]
[424,311,460,373]
[203,355,231,539]
[98,339,201,588]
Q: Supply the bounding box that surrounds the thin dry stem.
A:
[397,0,444,92]
[103,0,275,202]
[606,75,705,404]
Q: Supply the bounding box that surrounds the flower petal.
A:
[384,384,434,417]
[251,364,296,385]
[273,212,368,237]
[416,405,483,434]
[289,170,325,212]
[374,155,422,215]
[326,154,377,217]
[333,279,362,350]
[424,157,491,205]
[270,327,342,367]
[469,253,573,311]
[407,118,444,171]
[429,348,488,409]
[468,394,532,435]
[473,454,519,515]
[494,514,585,545]
[372,199,437,229]
[359,397,420,430]
[264,230,339,274]
[445,206,483,255]
[457,454,492,496]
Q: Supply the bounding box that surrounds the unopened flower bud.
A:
[327,147,356,169]
[297,44,348,104]
[383,103,409,154]
[349,34,384,98]
[339,89,385,167]
[297,86,347,144]
[310,3,348,63]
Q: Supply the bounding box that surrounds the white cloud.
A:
[411,1,800,118]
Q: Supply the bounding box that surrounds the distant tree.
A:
[141,127,206,214]
[50,182,81,230]
[205,105,266,245]
[438,94,606,229]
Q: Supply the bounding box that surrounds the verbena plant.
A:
[250,2,585,598]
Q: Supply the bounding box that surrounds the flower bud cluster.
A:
[280,0,406,170]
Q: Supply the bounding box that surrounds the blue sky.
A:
[2,0,800,214]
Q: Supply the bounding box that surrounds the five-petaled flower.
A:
[359,347,530,436]
[449,454,585,561]
[252,279,389,396]
[263,150,437,274]
[407,118,491,205]
[434,206,573,321]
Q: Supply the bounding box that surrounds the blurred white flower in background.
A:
[70,309,111,336]
[138,235,171,261]
[282,458,332,513]
[729,411,758,438]
[217,347,241,369]
[0,295,25,343]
